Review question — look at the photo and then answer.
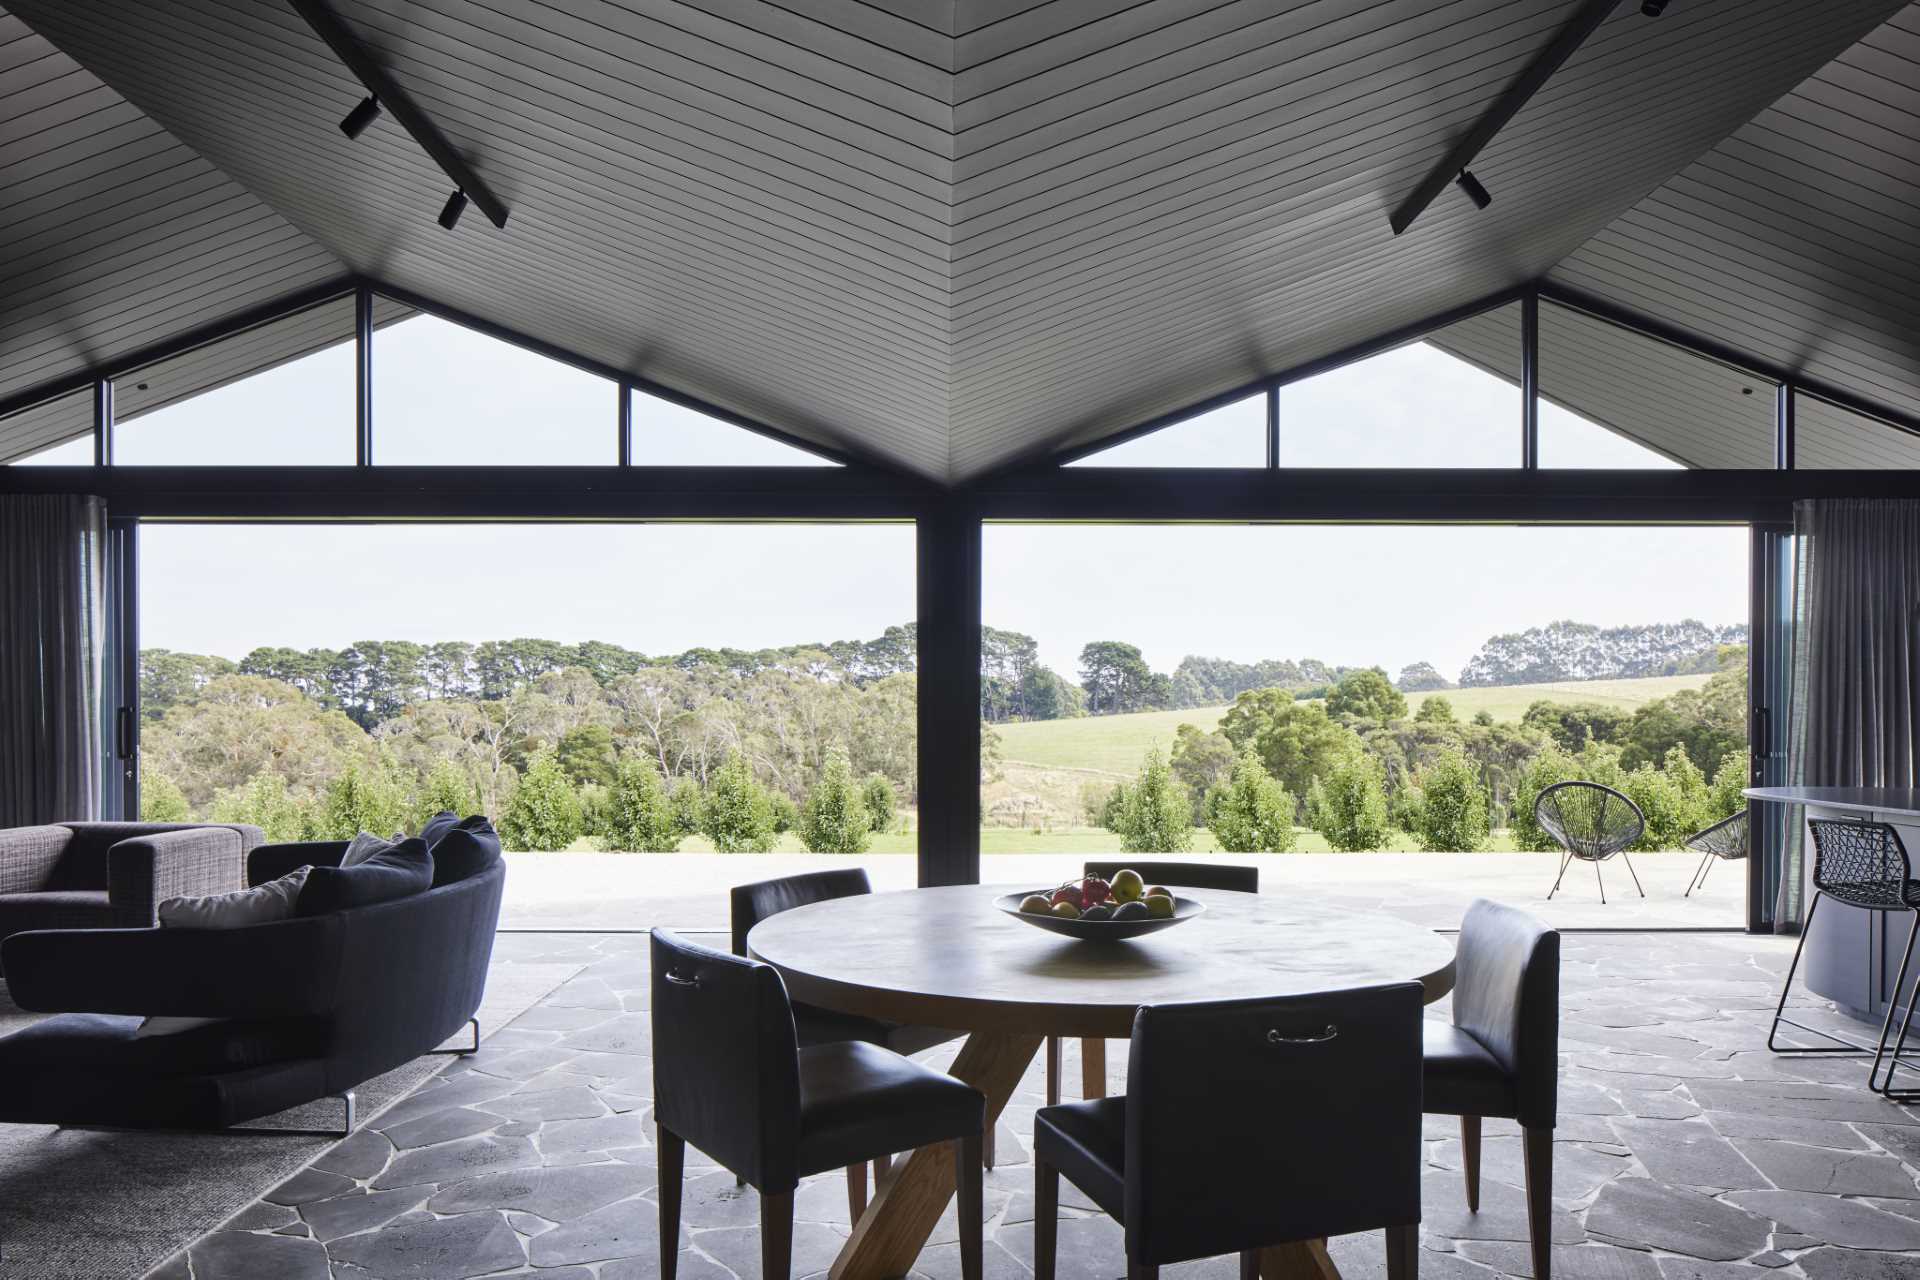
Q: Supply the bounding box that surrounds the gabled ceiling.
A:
[1551,2,1920,425]
[0,4,342,456]
[2,0,1916,482]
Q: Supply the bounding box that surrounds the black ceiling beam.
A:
[1390,0,1626,236]
[288,0,510,230]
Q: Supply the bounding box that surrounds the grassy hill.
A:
[994,673,1711,777]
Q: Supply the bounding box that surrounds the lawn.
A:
[993,673,1711,775]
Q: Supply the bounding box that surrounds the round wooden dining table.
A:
[748,883,1457,1280]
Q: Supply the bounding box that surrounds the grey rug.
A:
[0,959,582,1280]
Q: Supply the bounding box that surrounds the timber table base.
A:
[752,884,1456,1280]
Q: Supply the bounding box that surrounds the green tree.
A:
[669,776,705,837]
[317,756,408,840]
[500,748,583,851]
[1099,782,1130,832]
[1169,724,1237,822]
[1325,668,1407,723]
[1472,709,1495,727]
[1206,749,1297,853]
[1306,753,1391,851]
[1708,749,1749,823]
[141,772,191,822]
[1220,690,1360,799]
[1415,695,1456,724]
[1112,747,1194,853]
[555,724,618,787]
[701,752,777,852]
[606,754,680,852]
[1522,700,1629,752]
[213,771,312,842]
[799,754,871,853]
[1397,662,1450,693]
[414,758,479,828]
[1510,746,1583,851]
[1618,659,1746,775]
[1411,750,1489,852]
[1079,641,1160,715]
[861,773,897,833]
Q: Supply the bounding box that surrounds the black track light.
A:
[438,189,469,230]
[1641,1,1668,15]
[1455,169,1492,211]
[339,94,381,139]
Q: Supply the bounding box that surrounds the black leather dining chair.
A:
[651,929,986,1280]
[1424,899,1559,1280]
[1064,862,1259,1104]
[1033,984,1423,1280]
[732,869,973,1175]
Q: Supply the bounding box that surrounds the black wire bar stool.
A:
[1767,817,1920,1102]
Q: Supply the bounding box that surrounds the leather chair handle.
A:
[1268,1025,1338,1045]
[663,969,701,988]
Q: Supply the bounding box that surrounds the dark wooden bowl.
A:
[995,890,1205,940]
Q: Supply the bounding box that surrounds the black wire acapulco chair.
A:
[1536,781,1645,905]
[1768,818,1920,1102]
[1683,809,1748,898]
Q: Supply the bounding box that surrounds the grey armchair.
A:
[0,822,263,968]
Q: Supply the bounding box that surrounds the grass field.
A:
[993,673,1711,776]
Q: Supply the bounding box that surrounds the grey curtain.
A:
[0,495,108,826]
[1776,498,1920,927]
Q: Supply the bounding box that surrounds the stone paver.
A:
[169,929,1920,1280]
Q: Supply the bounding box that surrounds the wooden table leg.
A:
[1081,1037,1107,1098]
[1258,1239,1342,1280]
[829,1031,1042,1280]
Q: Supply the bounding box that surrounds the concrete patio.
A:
[498,851,1749,934]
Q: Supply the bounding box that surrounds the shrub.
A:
[1306,754,1391,851]
[799,754,871,853]
[1411,750,1489,852]
[1621,764,1696,851]
[414,759,479,829]
[141,772,191,823]
[212,772,311,843]
[1099,782,1130,832]
[607,755,679,852]
[861,773,897,833]
[669,776,705,837]
[1708,749,1749,822]
[701,752,777,853]
[1205,749,1297,853]
[501,748,583,851]
[1510,747,1582,852]
[1113,748,1194,854]
[318,757,408,840]
[770,792,800,835]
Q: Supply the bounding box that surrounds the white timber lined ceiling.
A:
[0,4,343,459]
[3,0,1919,480]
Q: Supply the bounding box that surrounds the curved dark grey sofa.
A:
[0,840,502,1131]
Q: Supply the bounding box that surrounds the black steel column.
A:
[1521,292,1539,469]
[355,284,374,465]
[1749,522,1794,933]
[1265,386,1280,468]
[1776,384,1796,470]
[93,377,113,467]
[915,497,982,886]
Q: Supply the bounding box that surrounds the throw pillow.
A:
[430,815,502,887]
[137,867,312,1038]
[296,836,432,916]
[419,810,462,849]
[341,829,403,866]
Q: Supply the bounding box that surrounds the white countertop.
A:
[1745,786,1920,818]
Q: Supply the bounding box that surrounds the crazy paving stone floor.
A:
[152,930,1920,1280]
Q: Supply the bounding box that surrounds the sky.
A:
[19,311,1747,683]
